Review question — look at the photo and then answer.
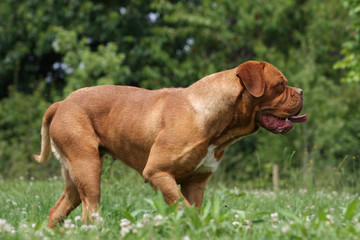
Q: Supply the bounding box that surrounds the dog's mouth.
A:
[259,111,308,134]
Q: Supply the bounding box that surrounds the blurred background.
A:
[1,0,360,190]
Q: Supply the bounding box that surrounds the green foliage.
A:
[0,0,359,188]
[0,85,59,179]
[334,0,360,82]
[345,197,358,220]
[0,173,360,239]
[51,26,130,96]
[216,0,360,189]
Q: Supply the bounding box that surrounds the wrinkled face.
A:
[257,63,307,134]
[237,61,307,134]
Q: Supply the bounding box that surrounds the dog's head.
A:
[236,61,307,134]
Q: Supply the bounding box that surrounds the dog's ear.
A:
[236,61,265,98]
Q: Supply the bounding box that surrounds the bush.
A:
[0,85,59,179]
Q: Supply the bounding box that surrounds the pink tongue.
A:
[288,114,308,123]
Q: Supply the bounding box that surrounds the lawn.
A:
[0,166,359,240]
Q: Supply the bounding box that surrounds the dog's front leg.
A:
[180,173,212,208]
[143,170,191,206]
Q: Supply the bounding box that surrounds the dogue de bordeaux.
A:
[34,61,307,228]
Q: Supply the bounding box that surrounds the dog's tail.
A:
[33,101,61,163]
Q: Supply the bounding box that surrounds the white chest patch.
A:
[194,145,219,173]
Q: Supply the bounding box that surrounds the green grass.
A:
[0,168,359,239]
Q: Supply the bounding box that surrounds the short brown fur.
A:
[34,61,304,228]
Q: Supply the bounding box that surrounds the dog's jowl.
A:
[34,61,307,228]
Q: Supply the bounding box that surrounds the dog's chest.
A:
[193,145,219,173]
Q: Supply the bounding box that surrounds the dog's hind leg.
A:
[48,167,81,228]
[65,149,103,225]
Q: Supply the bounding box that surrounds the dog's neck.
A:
[186,68,240,115]
[185,68,243,136]
[185,68,259,149]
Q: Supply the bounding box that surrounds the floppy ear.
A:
[236,61,265,97]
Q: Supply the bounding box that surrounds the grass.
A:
[0,165,359,239]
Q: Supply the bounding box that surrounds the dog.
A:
[34,61,307,228]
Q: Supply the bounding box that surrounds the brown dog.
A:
[34,61,307,228]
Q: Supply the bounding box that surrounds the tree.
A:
[0,0,359,186]
[334,0,360,83]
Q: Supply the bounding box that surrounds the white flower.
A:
[232,221,241,227]
[281,225,291,233]
[0,219,15,233]
[183,236,191,240]
[154,214,164,227]
[3,224,12,232]
[74,216,81,222]
[120,227,130,237]
[19,223,28,230]
[80,225,88,231]
[91,212,103,223]
[0,219,7,226]
[154,214,163,221]
[120,218,131,228]
[80,224,95,231]
[326,214,334,224]
[143,213,151,223]
[64,219,72,224]
[136,222,144,229]
[270,212,278,222]
[64,219,74,229]
[325,214,335,226]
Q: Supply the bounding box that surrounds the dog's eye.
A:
[278,81,286,91]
